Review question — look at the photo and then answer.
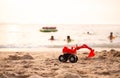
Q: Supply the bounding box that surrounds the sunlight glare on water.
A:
[0,24,120,48]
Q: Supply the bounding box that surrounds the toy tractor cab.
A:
[59,44,95,63]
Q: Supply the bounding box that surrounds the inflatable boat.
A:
[40,27,58,32]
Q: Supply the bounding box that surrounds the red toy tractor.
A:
[59,44,95,63]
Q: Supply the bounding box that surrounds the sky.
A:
[0,0,120,24]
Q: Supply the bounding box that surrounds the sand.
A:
[0,49,120,78]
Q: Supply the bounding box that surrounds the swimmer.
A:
[50,36,55,40]
[108,32,116,42]
[67,35,72,43]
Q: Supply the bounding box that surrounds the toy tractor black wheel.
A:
[69,55,78,63]
[75,56,78,62]
[59,55,68,62]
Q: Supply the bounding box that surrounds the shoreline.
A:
[0,47,120,52]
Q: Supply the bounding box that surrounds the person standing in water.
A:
[109,32,115,42]
[67,35,72,43]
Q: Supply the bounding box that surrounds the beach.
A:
[1,0,120,77]
[0,24,120,78]
[0,48,120,78]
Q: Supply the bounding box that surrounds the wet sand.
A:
[0,49,120,78]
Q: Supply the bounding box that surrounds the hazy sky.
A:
[0,0,120,24]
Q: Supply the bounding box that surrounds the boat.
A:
[40,27,58,32]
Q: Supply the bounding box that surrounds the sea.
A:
[0,24,120,51]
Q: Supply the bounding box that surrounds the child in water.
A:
[50,36,55,40]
